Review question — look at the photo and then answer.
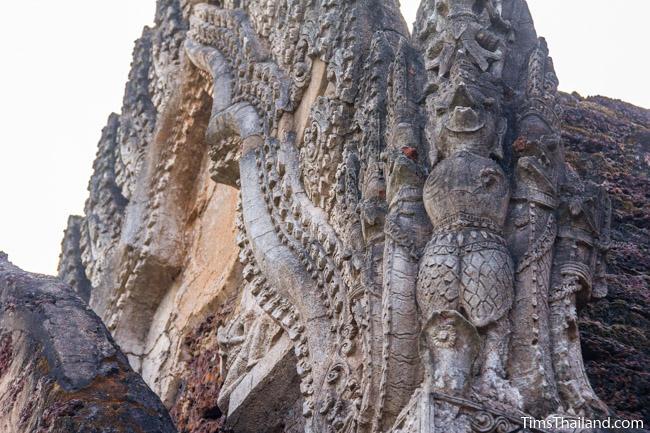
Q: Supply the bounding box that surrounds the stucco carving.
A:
[171,1,614,432]
[59,0,622,432]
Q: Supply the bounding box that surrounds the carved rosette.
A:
[301,97,348,215]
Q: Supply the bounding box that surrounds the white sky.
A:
[1,1,648,275]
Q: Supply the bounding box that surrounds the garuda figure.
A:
[416,56,518,406]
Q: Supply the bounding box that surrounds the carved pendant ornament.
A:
[176,1,611,432]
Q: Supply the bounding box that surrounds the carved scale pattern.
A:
[108,65,211,330]
[235,198,315,416]
[79,115,127,289]
[115,30,157,201]
[189,5,294,130]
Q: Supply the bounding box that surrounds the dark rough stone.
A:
[0,252,177,433]
[561,93,650,424]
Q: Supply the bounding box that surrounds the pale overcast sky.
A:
[1,1,648,275]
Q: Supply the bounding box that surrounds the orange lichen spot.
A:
[401,146,418,161]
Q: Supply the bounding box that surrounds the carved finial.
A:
[519,37,563,135]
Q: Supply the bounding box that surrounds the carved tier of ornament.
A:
[174,0,612,432]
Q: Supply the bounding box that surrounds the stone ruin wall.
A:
[43,0,650,432]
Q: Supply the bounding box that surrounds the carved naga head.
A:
[518,39,562,141]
